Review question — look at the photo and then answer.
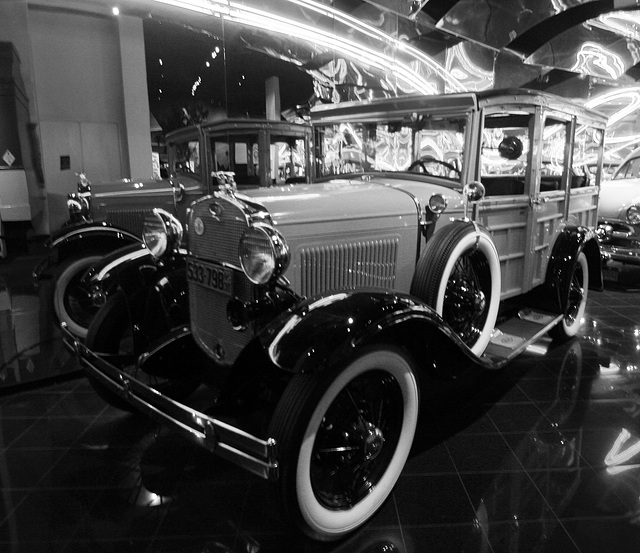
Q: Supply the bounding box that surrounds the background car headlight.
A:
[626,205,640,225]
[143,208,183,258]
[239,224,289,285]
[66,193,90,217]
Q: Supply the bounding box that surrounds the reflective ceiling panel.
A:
[525,22,640,80]
[434,0,590,50]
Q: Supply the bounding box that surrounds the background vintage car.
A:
[67,89,608,542]
[35,118,311,338]
[598,146,640,280]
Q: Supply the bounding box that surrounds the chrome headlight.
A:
[66,193,90,217]
[239,223,289,285]
[596,223,613,242]
[626,205,640,225]
[143,208,183,259]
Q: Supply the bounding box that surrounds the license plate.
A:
[603,266,619,282]
[187,258,233,295]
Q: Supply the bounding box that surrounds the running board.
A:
[482,309,563,365]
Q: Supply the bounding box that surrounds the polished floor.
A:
[1,240,640,553]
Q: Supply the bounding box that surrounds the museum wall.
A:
[0,1,152,235]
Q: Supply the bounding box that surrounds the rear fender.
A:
[256,290,481,376]
[546,226,602,310]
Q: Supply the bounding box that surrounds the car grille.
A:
[188,197,255,367]
[103,208,150,237]
[299,239,398,297]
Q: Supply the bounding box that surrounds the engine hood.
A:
[241,176,463,226]
[599,179,640,220]
[92,175,202,200]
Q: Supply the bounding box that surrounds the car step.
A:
[483,309,563,364]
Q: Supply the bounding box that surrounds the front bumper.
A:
[61,323,279,480]
[600,243,640,266]
[597,219,640,266]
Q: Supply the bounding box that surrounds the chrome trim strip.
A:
[94,187,202,199]
[61,324,279,480]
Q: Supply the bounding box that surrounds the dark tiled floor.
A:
[1,241,640,552]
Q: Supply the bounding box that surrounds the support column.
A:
[117,15,153,180]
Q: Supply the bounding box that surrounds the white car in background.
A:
[597,147,640,279]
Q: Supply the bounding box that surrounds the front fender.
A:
[86,245,188,331]
[257,290,485,376]
[34,222,142,281]
[49,221,141,251]
[84,242,153,290]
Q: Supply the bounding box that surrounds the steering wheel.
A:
[408,156,461,179]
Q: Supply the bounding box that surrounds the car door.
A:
[527,111,572,289]
[476,108,537,299]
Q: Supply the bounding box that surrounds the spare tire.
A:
[411,221,501,356]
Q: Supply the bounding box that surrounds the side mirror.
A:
[464,181,485,202]
[463,181,485,220]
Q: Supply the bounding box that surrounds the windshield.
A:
[314,115,466,184]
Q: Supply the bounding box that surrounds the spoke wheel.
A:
[269,346,419,541]
[411,221,501,356]
[442,253,491,346]
[550,252,588,341]
[53,255,103,339]
[85,290,198,411]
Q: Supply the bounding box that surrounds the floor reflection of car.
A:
[597,147,640,281]
[64,89,607,542]
[33,119,311,338]
[476,340,589,553]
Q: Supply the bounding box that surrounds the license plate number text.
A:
[187,259,233,295]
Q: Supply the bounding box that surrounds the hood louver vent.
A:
[300,239,399,297]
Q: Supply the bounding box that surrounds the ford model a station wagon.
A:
[35,119,311,338]
[64,90,607,541]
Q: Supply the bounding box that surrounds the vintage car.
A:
[63,90,607,541]
[34,119,311,338]
[597,146,640,279]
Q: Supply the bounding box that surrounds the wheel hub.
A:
[447,277,486,315]
[362,422,384,461]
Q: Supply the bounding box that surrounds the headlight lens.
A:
[66,193,89,216]
[143,208,183,258]
[627,205,640,225]
[239,224,289,285]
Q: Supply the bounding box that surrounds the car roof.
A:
[310,88,608,127]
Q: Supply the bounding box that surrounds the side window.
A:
[573,125,604,187]
[541,117,569,193]
[480,112,532,196]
